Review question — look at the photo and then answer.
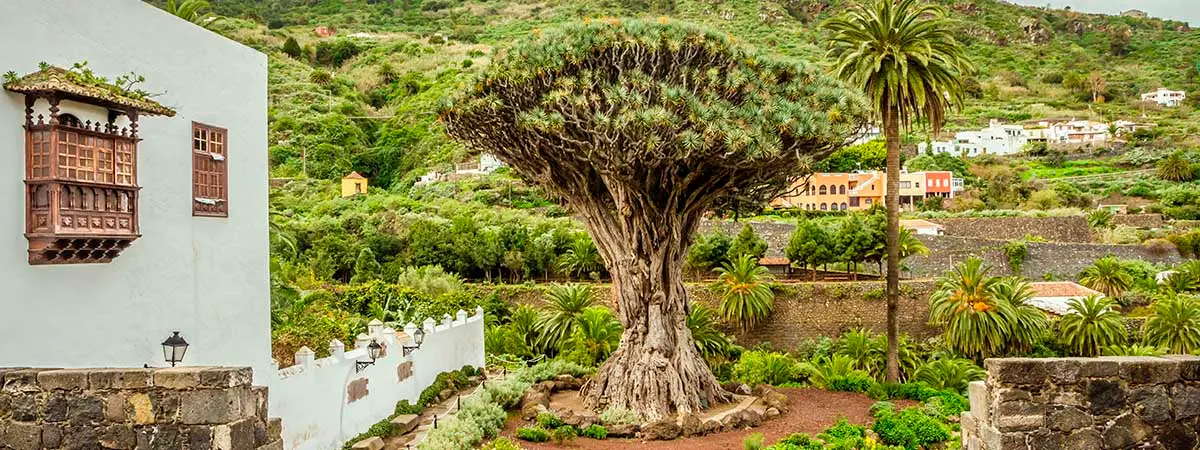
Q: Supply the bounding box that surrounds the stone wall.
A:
[932,216,1093,243]
[1112,214,1164,229]
[478,280,939,349]
[908,235,1182,280]
[961,356,1200,450]
[0,367,280,450]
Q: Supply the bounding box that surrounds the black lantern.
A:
[403,327,426,357]
[356,340,384,373]
[161,331,189,367]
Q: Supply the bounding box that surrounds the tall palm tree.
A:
[1060,295,1126,357]
[824,0,973,382]
[1143,294,1200,354]
[558,235,605,279]
[1079,257,1133,299]
[711,254,776,333]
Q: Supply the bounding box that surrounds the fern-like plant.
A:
[912,358,985,393]
[536,284,598,353]
[1079,257,1133,299]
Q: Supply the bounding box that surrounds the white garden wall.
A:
[271,308,486,450]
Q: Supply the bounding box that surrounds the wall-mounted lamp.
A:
[402,327,426,357]
[162,331,189,367]
[355,340,383,373]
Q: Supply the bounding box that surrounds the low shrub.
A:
[419,391,507,450]
[744,432,766,450]
[480,437,523,450]
[599,406,640,426]
[581,424,607,440]
[517,360,592,384]
[827,373,874,393]
[733,350,800,386]
[866,382,969,416]
[395,400,420,415]
[515,426,549,443]
[536,412,565,429]
[550,425,578,444]
[872,407,952,450]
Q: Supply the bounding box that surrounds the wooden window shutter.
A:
[192,122,228,217]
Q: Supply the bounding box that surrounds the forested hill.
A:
[150,0,1200,190]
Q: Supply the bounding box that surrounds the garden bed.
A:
[494,387,913,449]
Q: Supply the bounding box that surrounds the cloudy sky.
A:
[1006,0,1200,25]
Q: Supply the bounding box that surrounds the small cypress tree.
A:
[727,224,768,261]
[350,248,382,284]
[282,36,302,59]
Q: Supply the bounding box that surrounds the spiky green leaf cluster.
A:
[442,18,869,208]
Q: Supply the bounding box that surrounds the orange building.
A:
[771,170,957,210]
[771,171,884,211]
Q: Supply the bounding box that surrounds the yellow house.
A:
[341,171,368,197]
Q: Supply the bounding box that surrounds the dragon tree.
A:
[442,19,869,420]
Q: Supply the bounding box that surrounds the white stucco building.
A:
[920,119,1028,157]
[0,0,273,380]
[1141,88,1186,107]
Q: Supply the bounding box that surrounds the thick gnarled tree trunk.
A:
[578,202,730,421]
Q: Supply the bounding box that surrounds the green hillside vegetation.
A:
[139,0,1200,357]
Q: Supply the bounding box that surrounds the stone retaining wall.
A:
[0,367,279,450]
[908,235,1182,280]
[1112,214,1164,229]
[477,280,940,349]
[933,216,1093,242]
[961,356,1200,450]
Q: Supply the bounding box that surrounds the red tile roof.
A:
[1028,282,1101,298]
[759,257,790,266]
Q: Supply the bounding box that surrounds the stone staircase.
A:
[346,384,483,450]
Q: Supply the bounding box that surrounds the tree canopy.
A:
[442,18,870,419]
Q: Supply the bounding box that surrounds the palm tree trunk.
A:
[884,104,902,383]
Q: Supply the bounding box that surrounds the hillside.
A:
[151,0,1200,189]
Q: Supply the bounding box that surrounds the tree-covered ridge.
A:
[146,0,1200,191]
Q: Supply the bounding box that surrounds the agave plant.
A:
[929,258,1012,359]
[1060,295,1126,357]
[711,254,775,333]
[536,284,599,353]
[1086,208,1115,229]
[1079,257,1133,299]
[1143,294,1200,354]
[687,303,732,358]
[800,354,868,389]
[1102,344,1166,357]
[912,358,985,393]
[569,307,623,367]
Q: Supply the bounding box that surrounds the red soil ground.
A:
[495,387,914,450]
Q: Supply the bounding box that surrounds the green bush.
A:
[872,407,952,450]
[419,392,507,450]
[536,412,565,429]
[515,426,549,442]
[827,373,874,393]
[581,424,607,440]
[744,432,766,450]
[732,350,800,386]
[550,425,579,444]
[480,437,523,450]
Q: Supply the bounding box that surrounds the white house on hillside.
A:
[0,0,272,377]
[1141,88,1186,107]
[919,119,1028,157]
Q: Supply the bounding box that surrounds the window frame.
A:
[191,122,229,218]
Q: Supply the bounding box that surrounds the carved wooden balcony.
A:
[5,66,176,265]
